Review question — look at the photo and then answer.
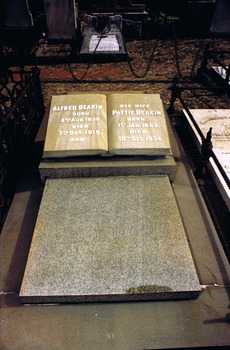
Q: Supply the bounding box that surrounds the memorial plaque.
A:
[43,93,172,158]
[20,176,200,303]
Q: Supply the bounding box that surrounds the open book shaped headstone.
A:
[43,93,172,158]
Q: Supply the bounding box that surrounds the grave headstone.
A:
[43,93,172,158]
[210,0,230,34]
[80,15,126,58]
[39,93,176,181]
[43,0,77,39]
[3,0,33,28]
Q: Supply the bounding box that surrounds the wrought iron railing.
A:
[168,80,230,190]
[199,43,230,86]
[0,67,44,220]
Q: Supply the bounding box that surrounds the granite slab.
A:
[19,176,200,303]
[183,109,230,211]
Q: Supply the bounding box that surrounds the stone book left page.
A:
[43,94,108,158]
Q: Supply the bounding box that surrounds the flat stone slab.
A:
[183,109,230,211]
[19,176,200,303]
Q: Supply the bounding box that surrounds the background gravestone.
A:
[2,0,33,28]
[80,15,126,58]
[43,0,77,39]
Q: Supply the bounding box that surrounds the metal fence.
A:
[0,67,44,223]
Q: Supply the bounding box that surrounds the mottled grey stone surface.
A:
[20,176,200,303]
[39,156,176,183]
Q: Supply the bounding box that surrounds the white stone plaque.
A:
[212,66,230,85]
[183,109,230,210]
[89,34,119,52]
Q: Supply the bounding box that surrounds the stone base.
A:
[20,176,200,303]
[39,156,176,183]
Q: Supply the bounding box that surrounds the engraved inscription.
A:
[111,103,163,143]
[43,93,171,157]
[52,104,104,143]
[43,94,108,157]
[89,35,119,52]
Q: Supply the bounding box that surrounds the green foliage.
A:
[152,12,180,25]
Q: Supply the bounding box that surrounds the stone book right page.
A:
[107,93,172,156]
